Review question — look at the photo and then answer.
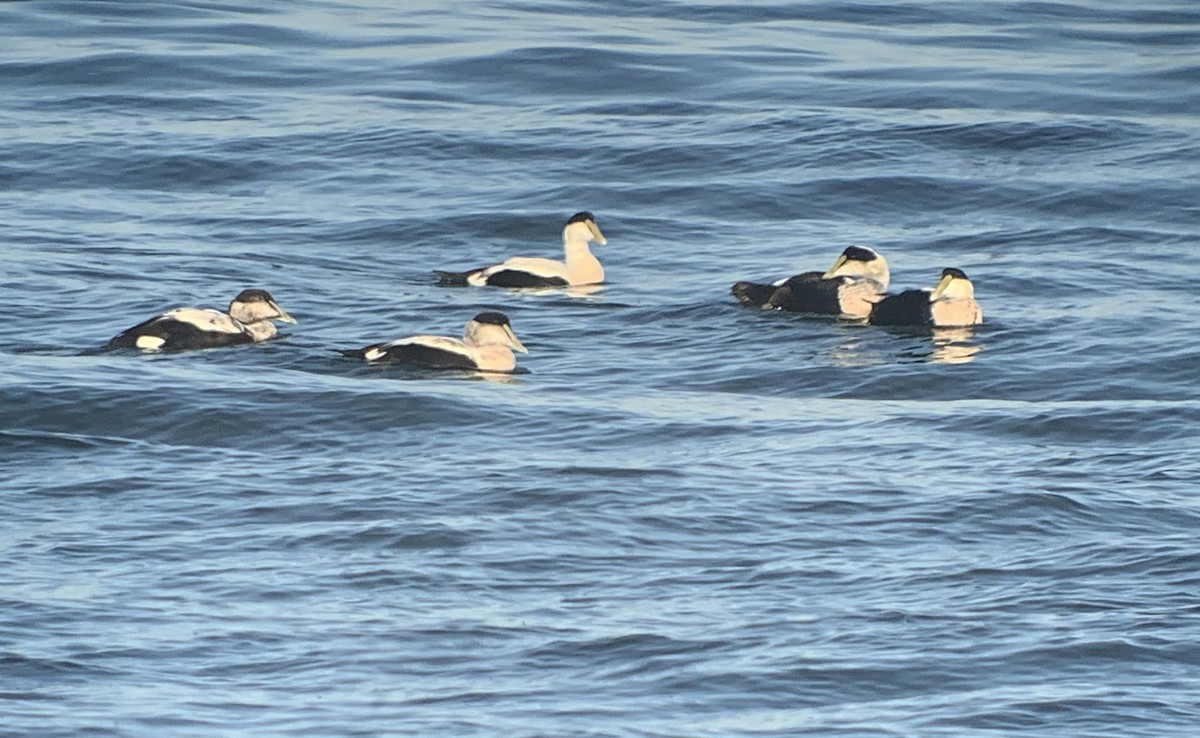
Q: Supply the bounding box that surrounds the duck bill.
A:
[504,325,529,353]
[271,302,299,324]
[929,273,955,301]
[822,254,848,279]
[588,220,607,246]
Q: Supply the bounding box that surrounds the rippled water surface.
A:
[3,1,1200,736]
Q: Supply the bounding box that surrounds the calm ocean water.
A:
[3,1,1199,735]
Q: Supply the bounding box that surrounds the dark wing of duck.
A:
[768,273,844,314]
[435,268,568,288]
[867,290,933,326]
[337,342,478,369]
[732,271,844,314]
[480,270,568,288]
[104,314,251,351]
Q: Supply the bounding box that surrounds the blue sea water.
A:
[2,1,1200,735]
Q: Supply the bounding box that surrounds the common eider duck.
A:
[337,311,528,373]
[731,246,889,319]
[868,268,983,327]
[104,289,297,351]
[435,211,607,288]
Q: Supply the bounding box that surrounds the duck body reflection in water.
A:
[825,325,984,366]
[929,327,984,364]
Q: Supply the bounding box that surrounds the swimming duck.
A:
[868,267,983,327]
[731,246,889,319]
[337,311,528,372]
[435,211,607,288]
[104,288,296,351]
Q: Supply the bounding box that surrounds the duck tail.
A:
[730,281,777,309]
[103,334,135,351]
[433,269,474,286]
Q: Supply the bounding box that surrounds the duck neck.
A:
[563,236,602,284]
